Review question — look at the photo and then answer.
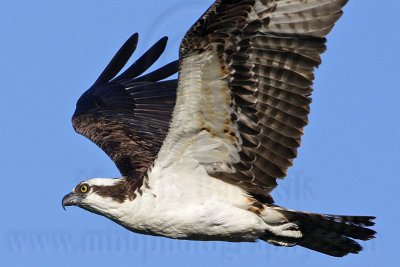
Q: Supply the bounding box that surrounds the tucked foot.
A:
[264,222,303,239]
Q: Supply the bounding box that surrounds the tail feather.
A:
[298,226,363,257]
[301,214,376,241]
[261,207,376,257]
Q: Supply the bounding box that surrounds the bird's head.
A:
[62,178,128,217]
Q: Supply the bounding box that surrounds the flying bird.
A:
[63,0,376,257]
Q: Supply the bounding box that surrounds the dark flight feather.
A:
[113,37,170,82]
[72,34,178,187]
[92,33,139,87]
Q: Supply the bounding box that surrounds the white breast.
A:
[114,158,266,241]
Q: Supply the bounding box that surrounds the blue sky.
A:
[1,0,399,266]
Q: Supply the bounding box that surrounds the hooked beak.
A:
[62,192,82,210]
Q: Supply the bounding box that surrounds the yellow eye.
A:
[79,184,89,193]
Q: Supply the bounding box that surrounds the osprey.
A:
[63,0,376,257]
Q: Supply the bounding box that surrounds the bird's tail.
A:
[260,206,376,257]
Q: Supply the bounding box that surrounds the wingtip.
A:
[160,36,168,43]
[92,32,140,86]
[123,32,140,53]
[130,32,139,44]
[112,35,171,82]
[155,36,169,51]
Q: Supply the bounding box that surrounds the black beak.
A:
[62,192,82,210]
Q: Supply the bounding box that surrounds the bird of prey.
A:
[63,0,376,257]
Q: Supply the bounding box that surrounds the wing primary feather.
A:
[92,33,139,87]
[131,60,179,82]
[113,37,169,82]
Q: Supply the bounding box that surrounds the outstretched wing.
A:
[157,0,348,198]
[72,33,179,180]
